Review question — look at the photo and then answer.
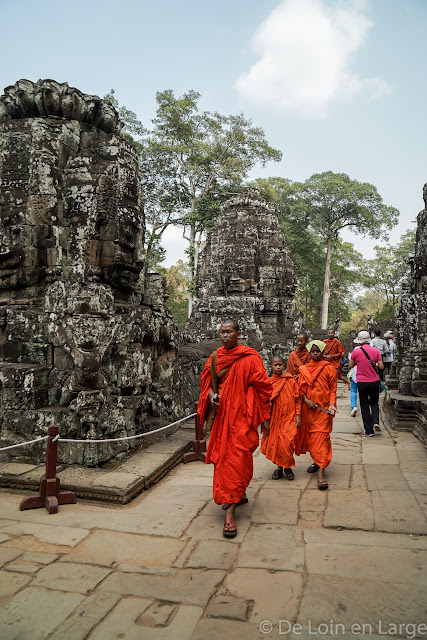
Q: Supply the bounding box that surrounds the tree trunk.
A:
[187,221,196,317]
[321,237,332,329]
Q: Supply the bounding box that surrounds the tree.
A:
[103,89,146,151]
[158,260,191,327]
[364,229,416,321]
[253,177,366,326]
[147,90,282,314]
[294,172,399,328]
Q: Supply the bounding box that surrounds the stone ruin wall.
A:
[180,189,304,401]
[0,79,180,466]
[384,183,427,445]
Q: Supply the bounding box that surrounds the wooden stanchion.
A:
[183,403,207,463]
[20,425,77,514]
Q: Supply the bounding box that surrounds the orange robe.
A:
[198,345,272,505]
[294,360,337,469]
[286,348,311,377]
[261,373,301,468]
[323,338,344,370]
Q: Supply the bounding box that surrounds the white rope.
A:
[0,436,49,452]
[0,413,197,451]
[57,412,197,444]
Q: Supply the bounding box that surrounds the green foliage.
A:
[341,229,416,335]
[158,260,191,327]
[103,89,146,151]
[253,177,365,325]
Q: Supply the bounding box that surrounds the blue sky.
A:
[1,0,425,265]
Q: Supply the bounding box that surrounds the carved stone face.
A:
[0,220,45,288]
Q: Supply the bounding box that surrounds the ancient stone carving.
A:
[0,79,179,466]
[385,183,427,445]
[186,188,303,363]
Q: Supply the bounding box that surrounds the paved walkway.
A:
[0,385,426,639]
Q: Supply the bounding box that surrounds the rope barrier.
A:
[0,413,197,450]
[0,436,49,452]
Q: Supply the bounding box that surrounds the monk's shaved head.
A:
[271,355,284,364]
[221,318,240,332]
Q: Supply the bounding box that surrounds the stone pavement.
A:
[0,384,426,640]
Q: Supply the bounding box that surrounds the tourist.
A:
[294,341,337,490]
[197,319,272,538]
[286,331,311,377]
[348,331,384,436]
[383,331,396,376]
[261,356,301,481]
[348,365,358,417]
[370,329,389,381]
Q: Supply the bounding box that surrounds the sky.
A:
[1,0,425,266]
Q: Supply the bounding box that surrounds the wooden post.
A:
[20,425,77,514]
[183,403,207,463]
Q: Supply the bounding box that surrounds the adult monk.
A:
[294,340,337,489]
[197,319,272,538]
[286,332,311,377]
[323,329,344,370]
[261,356,301,480]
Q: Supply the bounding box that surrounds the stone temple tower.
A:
[0,79,179,466]
[187,188,303,361]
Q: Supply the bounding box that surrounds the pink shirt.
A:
[350,345,382,383]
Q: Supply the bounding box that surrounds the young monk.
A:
[261,356,302,480]
[323,329,345,370]
[198,319,272,538]
[286,332,311,378]
[294,340,337,489]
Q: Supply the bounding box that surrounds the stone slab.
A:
[0,587,85,640]
[298,575,426,632]
[0,546,22,567]
[31,562,112,594]
[0,463,38,475]
[365,464,410,490]
[224,567,303,625]
[186,539,239,569]
[397,449,427,471]
[323,489,374,530]
[299,490,327,513]
[207,596,249,621]
[67,529,184,567]
[371,490,427,534]
[98,568,225,607]
[350,464,367,489]
[0,570,31,597]
[4,561,42,574]
[402,471,427,491]
[237,524,304,571]
[250,487,300,524]
[362,445,399,464]
[303,527,427,550]
[48,592,121,640]
[306,542,426,585]
[185,514,252,543]
[21,551,59,565]
[305,463,351,489]
[0,532,11,543]
[1,522,90,547]
[88,597,203,640]
[191,618,274,640]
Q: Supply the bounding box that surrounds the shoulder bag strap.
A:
[359,347,380,380]
[210,350,218,394]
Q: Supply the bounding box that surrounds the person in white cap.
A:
[348,331,384,436]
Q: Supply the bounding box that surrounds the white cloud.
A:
[235,0,390,118]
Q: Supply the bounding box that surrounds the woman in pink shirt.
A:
[348,331,384,437]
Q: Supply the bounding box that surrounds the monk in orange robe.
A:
[294,340,337,489]
[323,329,344,370]
[261,356,301,480]
[198,319,272,538]
[286,332,311,377]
